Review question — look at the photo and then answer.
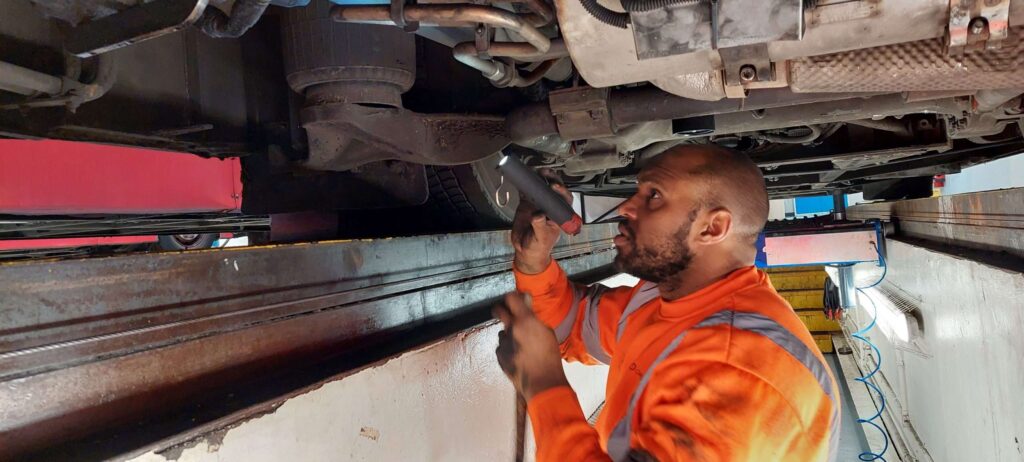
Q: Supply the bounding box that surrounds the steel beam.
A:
[849,187,1024,259]
[0,224,617,460]
[0,215,268,241]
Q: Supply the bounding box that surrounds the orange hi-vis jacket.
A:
[516,262,840,462]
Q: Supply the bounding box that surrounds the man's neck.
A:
[657,252,752,300]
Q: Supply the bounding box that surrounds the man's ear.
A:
[697,208,732,245]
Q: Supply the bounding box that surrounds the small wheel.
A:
[158,233,218,251]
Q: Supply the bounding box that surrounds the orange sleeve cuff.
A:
[514,259,565,294]
[527,385,585,440]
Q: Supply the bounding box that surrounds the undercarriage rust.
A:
[302,104,509,170]
[3,0,1024,214]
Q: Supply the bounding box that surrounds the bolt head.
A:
[969,17,986,34]
[739,65,757,82]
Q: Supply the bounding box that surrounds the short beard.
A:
[614,218,695,284]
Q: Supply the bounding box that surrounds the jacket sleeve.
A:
[526,361,807,462]
[514,259,637,364]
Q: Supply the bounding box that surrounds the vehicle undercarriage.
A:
[2,0,1023,228]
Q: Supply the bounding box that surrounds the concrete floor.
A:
[826,353,873,461]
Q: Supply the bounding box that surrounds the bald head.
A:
[613,144,768,295]
[647,144,769,243]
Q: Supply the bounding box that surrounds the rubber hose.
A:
[198,0,272,38]
[578,0,629,28]
[621,0,703,13]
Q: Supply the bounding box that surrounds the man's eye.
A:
[649,190,661,199]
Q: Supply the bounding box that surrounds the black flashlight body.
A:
[498,154,583,235]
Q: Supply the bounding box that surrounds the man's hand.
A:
[511,171,573,275]
[493,292,569,401]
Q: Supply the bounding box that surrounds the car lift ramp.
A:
[0,224,618,461]
[849,187,1024,260]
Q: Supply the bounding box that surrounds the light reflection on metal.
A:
[0,224,617,459]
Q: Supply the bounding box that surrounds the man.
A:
[493,145,839,461]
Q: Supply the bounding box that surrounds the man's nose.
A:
[618,197,638,220]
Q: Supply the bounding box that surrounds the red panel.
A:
[0,139,242,215]
[0,236,157,251]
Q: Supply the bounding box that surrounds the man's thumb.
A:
[504,292,533,317]
[531,213,554,236]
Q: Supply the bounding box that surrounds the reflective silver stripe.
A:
[607,324,693,461]
[606,310,839,462]
[615,281,659,342]
[581,284,611,364]
[828,406,840,462]
[731,312,835,401]
[696,311,840,461]
[553,285,584,344]
[692,311,834,400]
[693,310,734,329]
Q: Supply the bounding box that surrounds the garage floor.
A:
[826,353,872,460]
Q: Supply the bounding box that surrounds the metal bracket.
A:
[390,0,419,32]
[948,0,1010,55]
[719,44,773,86]
[549,87,615,141]
[718,43,786,98]
[474,24,493,59]
[629,0,801,61]
[67,0,208,57]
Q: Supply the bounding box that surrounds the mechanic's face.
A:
[613,157,702,283]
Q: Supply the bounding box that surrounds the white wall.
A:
[130,325,518,462]
[846,240,1024,462]
[581,195,625,223]
[943,152,1024,196]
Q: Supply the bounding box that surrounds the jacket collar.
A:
[657,266,764,319]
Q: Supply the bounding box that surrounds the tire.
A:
[862,176,934,201]
[333,155,519,237]
[425,153,520,229]
[158,233,218,251]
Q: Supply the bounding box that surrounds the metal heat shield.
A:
[629,0,803,60]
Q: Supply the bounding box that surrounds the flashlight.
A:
[498,154,583,235]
